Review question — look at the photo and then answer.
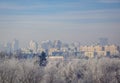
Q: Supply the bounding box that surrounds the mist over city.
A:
[0,0,120,83]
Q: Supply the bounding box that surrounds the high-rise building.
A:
[99,38,108,46]
[73,42,80,48]
[29,40,38,53]
[12,39,19,52]
[4,42,11,53]
[53,40,62,49]
[41,40,52,50]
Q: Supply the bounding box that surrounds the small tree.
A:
[39,51,47,66]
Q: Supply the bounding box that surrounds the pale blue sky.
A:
[0,0,120,47]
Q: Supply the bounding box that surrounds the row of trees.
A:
[0,51,47,66]
[0,57,120,83]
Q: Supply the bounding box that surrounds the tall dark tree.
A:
[39,51,47,66]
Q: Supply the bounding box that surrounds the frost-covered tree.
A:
[0,56,120,83]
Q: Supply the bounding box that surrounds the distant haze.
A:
[0,0,120,47]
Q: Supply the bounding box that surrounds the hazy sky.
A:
[0,0,120,47]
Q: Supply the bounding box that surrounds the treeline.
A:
[0,51,47,66]
[0,57,120,83]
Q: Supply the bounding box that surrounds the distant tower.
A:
[4,42,11,53]
[99,38,108,46]
[12,39,19,52]
[54,40,62,49]
[41,40,52,50]
[29,40,38,53]
[73,42,80,48]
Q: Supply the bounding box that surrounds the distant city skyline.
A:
[1,38,119,58]
[0,38,118,48]
[0,0,120,46]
